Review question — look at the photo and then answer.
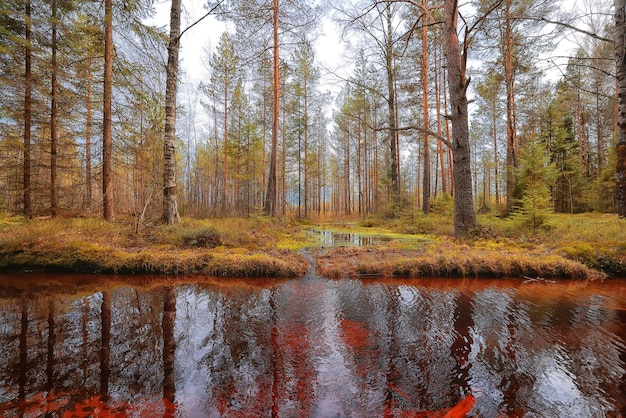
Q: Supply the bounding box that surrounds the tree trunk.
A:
[264,0,280,216]
[616,0,626,217]
[421,0,430,214]
[23,0,32,217]
[504,3,518,213]
[435,46,447,196]
[493,101,500,205]
[443,0,477,237]
[163,0,181,224]
[103,0,113,220]
[50,0,58,217]
[86,59,93,212]
[384,3,400,211]
[222,78,228,215]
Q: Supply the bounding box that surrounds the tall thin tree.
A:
[616,0,626,216]
[50,0,58,216]
[102,0,113,220]
[421,0,431,214]
[264,0,280,216]
[23,0,32,217]
[163,0,181,224]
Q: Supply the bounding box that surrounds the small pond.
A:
[0,272,624,417]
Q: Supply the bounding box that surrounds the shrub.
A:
[182,227,222,248]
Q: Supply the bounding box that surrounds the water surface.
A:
[0,273,624,417]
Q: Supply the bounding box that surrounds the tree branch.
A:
[178,0,226,40]
[528,17,614,44]
[375,125,452,147]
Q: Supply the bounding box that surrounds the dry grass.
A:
[312,212,626,279]
[0,212,623,279]
[313,244,601,280]
[0,215,310,277]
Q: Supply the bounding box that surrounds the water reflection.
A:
[0,274,624,417]
[309,229,393,247]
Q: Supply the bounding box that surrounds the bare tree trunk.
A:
[23,0,32,217]
[221,85,228,216]
[443,0,477,237]
[493,103,500,205]
[421,0,430,214]
[503,2,518,213]
[357,118,363,217]
[103,0,113,220]
[616,0,626,216]
[384,2,400,211]
[86,59,93,212]
[344,126,351,215]
[435,46,447,196]
[304,80,309,218]
[50,0,58,217]
[163,0,181,224]
[264,0,280,216]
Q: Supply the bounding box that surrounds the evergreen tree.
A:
[512,140,557,230]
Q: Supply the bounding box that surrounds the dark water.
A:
[0,273,624,417]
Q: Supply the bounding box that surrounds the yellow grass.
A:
[0,212,623,279]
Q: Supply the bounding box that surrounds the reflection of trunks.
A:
[0,273,624,417]
[309,229,394,247]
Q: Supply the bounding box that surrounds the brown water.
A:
[0,272,624,417]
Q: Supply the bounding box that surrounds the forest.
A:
[1,0,625,238]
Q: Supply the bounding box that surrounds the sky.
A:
[148,0,349,89]
[147,0,608,128]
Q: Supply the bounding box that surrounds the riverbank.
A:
[0,213,624,279]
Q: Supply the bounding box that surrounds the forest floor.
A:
[0,212,624,280]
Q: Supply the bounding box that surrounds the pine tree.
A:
[512,140,557,230]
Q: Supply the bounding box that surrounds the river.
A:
[0,272,624,417]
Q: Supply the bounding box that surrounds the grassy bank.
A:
[0,212,624,279]
[310,212,626,280]
[0,216,311,277]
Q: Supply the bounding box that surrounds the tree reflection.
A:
[162,285,176,415]
[18,300,27,412]
[100,290,110,399]
[0,276,623,416]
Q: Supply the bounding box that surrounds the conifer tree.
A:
[512,140,557,230]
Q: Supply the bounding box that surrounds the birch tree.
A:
[162,0,181,224]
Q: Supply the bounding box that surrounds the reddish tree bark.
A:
[264,0,280,216]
